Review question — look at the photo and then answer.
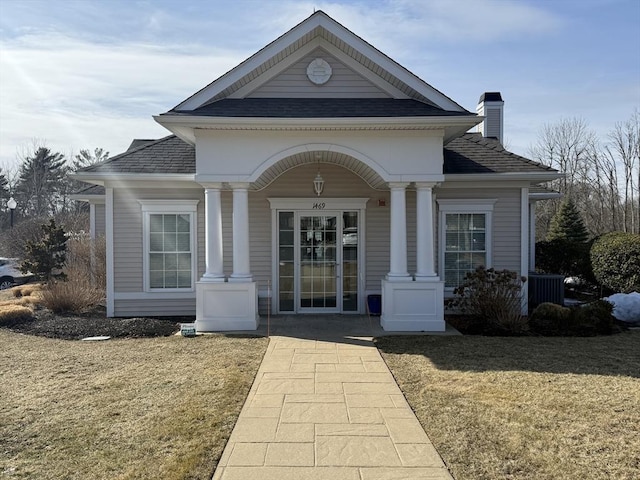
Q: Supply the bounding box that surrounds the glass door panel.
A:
[299,214,338,311]
[278,212,295,311]
[342,211,358,311]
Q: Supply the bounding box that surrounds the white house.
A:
[74,11,561,332]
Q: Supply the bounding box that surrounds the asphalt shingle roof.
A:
[79,133,556,176]
[169,98,470,118]
[444,133,556,174]
[74,184,105,196]
[79,135,195,174]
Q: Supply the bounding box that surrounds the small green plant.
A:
[21,219,67,282]
[590,232,640,294]
[448,266,528,335]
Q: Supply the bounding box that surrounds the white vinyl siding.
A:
[248,49,390,98]
[114,298,196,317]
[112,189,204,316]
[94,204,106,238]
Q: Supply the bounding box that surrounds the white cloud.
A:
[0,32,244,169]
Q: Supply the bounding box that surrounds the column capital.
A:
[387,182,410,190]
[414,181,440,190]
[199,182,223,190]
[228,182,251,190]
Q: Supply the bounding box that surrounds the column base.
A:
[381,279,445,332]
[228,275,253,283]
[385,273,413,282]
[196,281,259,331]
[200,273,226,282]
[414,274,440,282]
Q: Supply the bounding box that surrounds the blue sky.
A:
[1,0,639,171]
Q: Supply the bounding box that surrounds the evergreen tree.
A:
[0,167,8,200]
[547,198,590,243]
[15,147,68,217]
[65,147,110,214]
[73,148,109,170]
[21,219,68,281]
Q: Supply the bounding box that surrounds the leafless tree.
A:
[607,110,640,233]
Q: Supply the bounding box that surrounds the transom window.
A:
[140,200,198,292]
[438,199,495,290]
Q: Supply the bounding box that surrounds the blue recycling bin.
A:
[367,294,382,316]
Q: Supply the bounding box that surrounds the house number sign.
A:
[312,202,326,210]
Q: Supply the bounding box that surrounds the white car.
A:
[0,258,32,290]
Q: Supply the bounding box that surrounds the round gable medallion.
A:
[306,58,332,85]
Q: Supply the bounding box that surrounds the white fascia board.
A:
[175,15,327,111]
[154,113,480,131]
[529,192,562,201]
[76,173,195,185]
[69,194,105,204]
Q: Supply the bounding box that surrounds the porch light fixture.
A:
[313,172,324,196]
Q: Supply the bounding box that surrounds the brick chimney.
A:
[477,92,504,144]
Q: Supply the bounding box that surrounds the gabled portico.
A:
[152,11,479,332]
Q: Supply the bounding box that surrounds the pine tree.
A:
[21,219,68,281]
[547,198,590,243]
[15,147,68,217]
[0,167,8,200]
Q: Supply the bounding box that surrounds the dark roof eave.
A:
[444,172,563,182]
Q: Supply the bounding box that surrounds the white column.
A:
[387,182,411,281]
[229,183,252,282]
[529,201,536,271]
[201,185,225,282]
[415,182,438,279]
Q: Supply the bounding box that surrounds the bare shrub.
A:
[448,266,528,335]
[0,305,34,326]
[39,236,105,314]
[40,279,103,314]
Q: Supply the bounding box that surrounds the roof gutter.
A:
[72,173,197,184]
[444,172,563,183]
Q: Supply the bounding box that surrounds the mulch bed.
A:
[7,308,189,340]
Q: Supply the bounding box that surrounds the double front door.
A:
[277,210,360,313]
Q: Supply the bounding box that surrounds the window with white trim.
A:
[140,200,198,292]
[438,200,495,289]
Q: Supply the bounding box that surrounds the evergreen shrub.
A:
[590,232,640,293]
[530,300,618,336]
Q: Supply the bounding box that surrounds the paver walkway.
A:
[213,334,453,480]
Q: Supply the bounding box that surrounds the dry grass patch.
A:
[377,333,640,480]
[0,330,268,479]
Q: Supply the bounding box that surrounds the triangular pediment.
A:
[172,11,467,113]
[244,47,391,99]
